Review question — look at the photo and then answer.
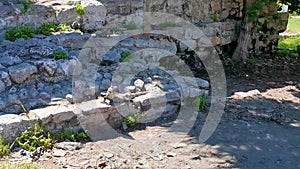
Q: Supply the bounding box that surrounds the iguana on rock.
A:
[103,86,147,104]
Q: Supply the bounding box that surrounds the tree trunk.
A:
[232,0,255,62]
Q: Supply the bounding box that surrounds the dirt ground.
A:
[3,56,300,169]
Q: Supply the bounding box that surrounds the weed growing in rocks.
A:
[36,23,73,35]
[75,3,85,16]
[124,22,137,30]
[36,23,59,35]
[17,0,32,14]
[0,137,10,157]
[5,26,35,41]
[249,56,257,64]
[124,113,146,128]
[198,94,208,112]
[50,129,89,142]
[120,51,134,62]
[16,122,53,151]
[159,22,177,28]
[51,50,68,60]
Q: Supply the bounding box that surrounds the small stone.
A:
[134,79,144,91]
[173,143,187,149]
[52,149,66,157]
[166,152,176,157]
[9,86,17,93]
[55,142,82,151]
[123,86,135,93]
[39,92,50,100]
[144,77,152,83]
[66,94,74,104]
[103,152,114,159]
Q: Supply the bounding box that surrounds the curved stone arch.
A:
[73,12,226,143]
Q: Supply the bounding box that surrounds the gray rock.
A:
[0,71,12,87]
[0,80,5,93]
[55,142,82,151]
[35,59,58,76]
[8,63,38,84]
[102,50,121,64]
[104,73,112,79]
[134,79,144,91]
[0,52,22,66]
[9,86,17,93]
[39,92,50,100]
[29,46,53,57]
[119,38,134,47]
[66,94,74,104]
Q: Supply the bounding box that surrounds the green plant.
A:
[18,0,32,14]
[247,0,269,26]
[213,14,219,22]
[50,129,89,142]
[159,22,177,28]
[57,24,73,32]
[51,50,68,60]
[198,94,208,112]
[278,35,300,50]
[5,26,35,41]
[36,23,59,35]
[36,23,73,35]
[292,11,298,16]
[120,51,134,62]
[16,122,53,151]
[249,56,257,64]
[0,163,58,169]
[124,113,146,128]
[75,3,85,16]
[124,22,137,30]
[0,137,10,157]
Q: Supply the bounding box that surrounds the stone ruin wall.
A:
[0,0,289,114]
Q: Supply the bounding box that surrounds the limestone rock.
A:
[8,63,38,84]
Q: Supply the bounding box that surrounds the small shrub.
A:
[120,51,134,62]
[159,22,177,28]
[125,113,146,128]
[16,122,53,151]
[75,3,85,16]
[124,22,137,30]
[36,23,73,35]
[0,137,10,157]
[5,26,35,41]
[50,129,89,142]
[51,50,68,60]
[57,24,73,32]
[36,23,59,36]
